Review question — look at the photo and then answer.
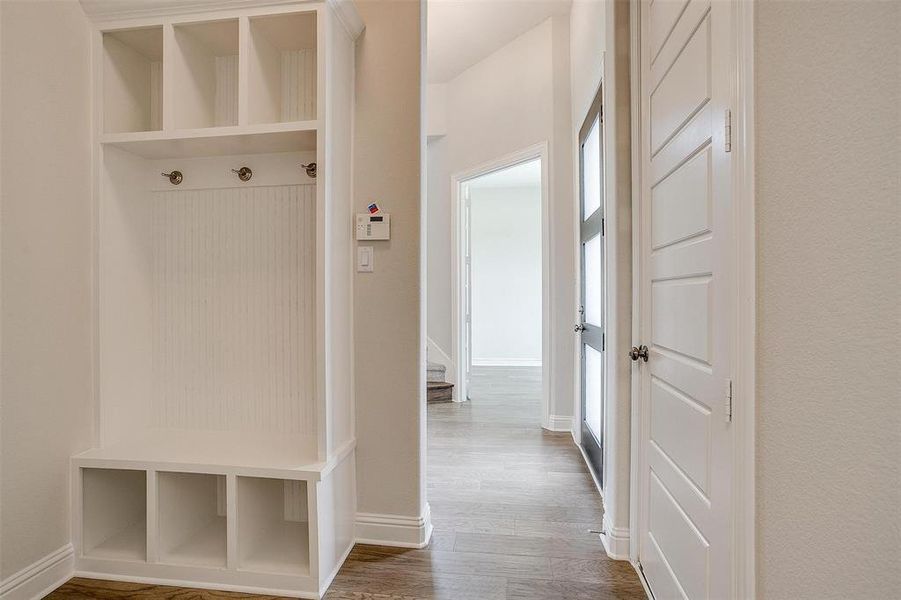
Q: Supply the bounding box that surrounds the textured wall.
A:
[756,1,901,597]
[0,0,94,579]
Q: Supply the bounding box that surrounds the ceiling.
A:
[427,0,572,84]
[467,159,542,190]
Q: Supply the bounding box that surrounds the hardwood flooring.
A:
[47,367,645,600]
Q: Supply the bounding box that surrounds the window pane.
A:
[582,116,601,220]
[585,344,603,441]
[584,233,602,326]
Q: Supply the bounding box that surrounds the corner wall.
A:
[353,0,428,541]
[0,0,93,587]
[755,1,901,597]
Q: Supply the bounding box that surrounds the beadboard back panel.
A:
[150,184,316,434]
[215,55,239,126]
[281,49,316,121]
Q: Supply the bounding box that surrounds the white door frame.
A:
[627,1,756,597]
[450,142,551,428]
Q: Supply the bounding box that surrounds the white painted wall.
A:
[426,16,574,418]
[426,136,452,358]
[426,83,446,138]
[0,0,93,581]
[470,185,542,366]
[353,0,428,532]
[755,2,901,597]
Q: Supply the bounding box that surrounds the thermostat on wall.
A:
[356,213,390,240]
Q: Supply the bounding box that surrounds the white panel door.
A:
[637,0,734,599]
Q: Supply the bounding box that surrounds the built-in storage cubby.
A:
[158,472,227,567]
[173,19,240,128]
[248,11,317,124]
[103,27,163,133]
[82,469,147,561]
[77,3,360,597]
[238,477,310,575]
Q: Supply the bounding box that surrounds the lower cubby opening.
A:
[82,468,147,561]
[158,472,227,567]
[237,477,310,575]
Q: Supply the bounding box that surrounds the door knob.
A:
[574,324,587,333]
[629,345,649,362]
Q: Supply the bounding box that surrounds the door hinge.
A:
[601,217,605,236]
[725,378,733,423]
[724,109,732,153]
[602,332,606,351]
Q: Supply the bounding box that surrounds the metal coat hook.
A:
[300,162,317,178]
[161,170,183,185]
[231,166,253,182]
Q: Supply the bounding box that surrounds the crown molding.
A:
[326,0,364,39]
[79,0,363,35]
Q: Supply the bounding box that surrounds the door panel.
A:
[578,85,605,480]
[638,0,733,598]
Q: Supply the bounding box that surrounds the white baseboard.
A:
[545,414,574,432]
[0,544,74,600]
[472,358,542,367]
[318,539,355,598]
[600,514,631,560]
[354,504,433,549]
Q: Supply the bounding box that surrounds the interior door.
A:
[636,0,734,598]
[577,86,605,482]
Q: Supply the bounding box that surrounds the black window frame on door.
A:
[577,84,605,485]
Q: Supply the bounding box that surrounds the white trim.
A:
[628,0,643,567]
[324,0,365,40]
[73,572,316,599]
[471,358,542,367]
[600,515,631,561]
[733,1,757,597]
[79,0,352,23]
[451,142,552,426]
[317,540,355,598]
[633,560,655,600]
[354,505,433,549]
[0,544,74,600]
[546,414,574,433]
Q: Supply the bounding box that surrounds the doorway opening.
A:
[451,146,550,427]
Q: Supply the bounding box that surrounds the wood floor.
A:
[48,367,645,600]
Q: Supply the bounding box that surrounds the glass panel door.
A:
[578,87,605,483]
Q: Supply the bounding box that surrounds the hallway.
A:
[325,367,646,599]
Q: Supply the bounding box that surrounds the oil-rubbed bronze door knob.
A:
[629,345,649,362]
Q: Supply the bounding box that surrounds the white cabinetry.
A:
[73,2,362,597]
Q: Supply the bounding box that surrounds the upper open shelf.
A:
[100,120,316,158]
[103,27,163,133]
[173,19,239,129]
[100,11,319,140]
[248,12,318,124]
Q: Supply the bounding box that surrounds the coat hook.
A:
[231,166,253,182]
[161,170,183,185]
[300,162,317,178]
